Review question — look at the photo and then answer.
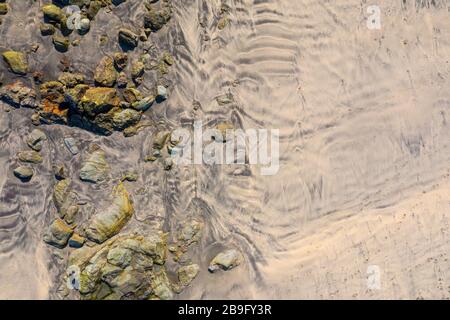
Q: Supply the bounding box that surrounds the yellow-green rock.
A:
[2,51,28,75]
[85,183,133,243]
[42,4,64,22]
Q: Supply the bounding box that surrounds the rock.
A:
[121,170,138,182]
[64,205,79,225]
[177,264,200,286]
[131,96,155,112]
[2,51,28,75]
[78,18,90,34]
[156,85,168,102]
[118,28,139,49]
[113,52,128,70]
[112,108,142,131]
[0,81,37,108]
[69,233,86,249]
[131,61,145,80]
[79,147,110,184]
[79,87,120,116]
[144,7,172,32]
[26,129,47,151]
[40,23,56,36]
[67,233,168,300]
[94,56,117,87]
[123,88,142,104]
[112,0,127,6]
[65,84,89,108]
[107,247,132,268]
[52,35,70,52]
[153,131,170,150]
[150,269,173,300]
[162,51,174,66]
[163,158,173,171]
[116,72,127,88]
[177,220,203,247]
[43,218,73,249]
[53,163,67,180]
[42,4,65,23]
[85,183,133,243]
[0,3,8,15]
[38,81,69,124]
[17,151,43,164]
[208,249,243,273]
[218,17,229,30]
[13,166,34,181]
[58,72,85,88]
[53,178,71,212]
[64,137,80,155]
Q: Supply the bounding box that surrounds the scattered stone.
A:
[42,4,65,23]
[163,157,173,171]
[121,170,138,182]
[177,220,203,247]
[64,137,79,155]
[67,232,169,300]
[123,88,142,104]
[156,85,168,102]
[69,233,86,249]
[2,51,28,75]
[116,72,128,88]
[13,166,34,181]
[162,51,174,66]
[78,18,90,34]
[58,72,85,88]
[52,35,70,52]
[79,146,110,184]
[177,264,200,287]
[94,56,117,87]
[43,218,73,249]
[26,129,47,151]
[144,6,172,32]
[85,183,133,243]
[118,28,139,49]
[113,52,128,70]
[40,23,56,36]
[17,151,43,164]
[53,163,67,180]
[131,60,145,80]
[79,87,120,116]
[0,81,37,108]
[0,3,8,15]
[208,249,242,273]
[132,96,155,112]
[218,17,229,30]
[112,108,142,131]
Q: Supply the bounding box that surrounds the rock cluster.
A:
[66,233,172,300]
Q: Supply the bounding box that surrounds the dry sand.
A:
[0,0,449,299]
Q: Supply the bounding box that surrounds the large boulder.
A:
[2,51,28,75]
[0,81,37,108]
[79,146,111,183]
[94,56,117,87]
[43,218,74,249]
[67,233,170,300]
[79,87,120,116]
[208,249,243,272]
[85,183,133,243]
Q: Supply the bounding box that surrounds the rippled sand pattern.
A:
[0,0,449,299]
